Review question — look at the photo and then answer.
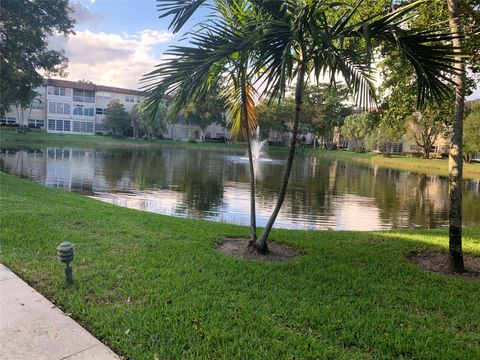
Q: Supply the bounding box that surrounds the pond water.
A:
[1,145,479,230]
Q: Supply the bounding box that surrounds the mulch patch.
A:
[407,249,480,280]
[216,237,300,262]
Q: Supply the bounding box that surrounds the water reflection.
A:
[1,146,479,230]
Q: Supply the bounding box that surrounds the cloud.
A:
[71,1,104,25]
[48,29,175,89]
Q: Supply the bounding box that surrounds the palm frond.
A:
[157,0,210,33]
[222,81,258,142]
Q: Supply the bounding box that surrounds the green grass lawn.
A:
[1,173,479,359]
[0,129,245,152]
[311,149,480,180]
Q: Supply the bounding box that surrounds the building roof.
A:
[43,78,142,96]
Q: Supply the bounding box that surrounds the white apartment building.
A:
[2,78,230,141]
[1,79,142,135]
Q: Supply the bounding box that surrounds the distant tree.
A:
[341,113,376,151]
[301,84,352,147]
[182,86,225,141]
[463,104,480,163]
[103,100,131,136]
[141,103,167,140]
[256,101,291,143]
[131,105,142,139]
[13,90,42,127]
[365,120,403,157]
[0,0,75,116]
[405,101,453,159]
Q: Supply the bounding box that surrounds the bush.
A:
[188,138,196,143]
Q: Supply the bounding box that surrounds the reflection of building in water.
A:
[0,148,96,193]
[45,148,95,193]
[0,148,47,183]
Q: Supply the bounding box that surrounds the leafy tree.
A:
[405,102,453,159]
[144,0,460,254]
[464,104,480,163]
[141,103,168,140]
[182,86,225,141]
[0,0,75,116]
[341,113,376,151]
[130,105,142,139]
[301,84,352,147]
[365,120,403,157]
[103,100,132,136]
[256,101,290,143]
[13,90,42,127]
[378,47,454,160]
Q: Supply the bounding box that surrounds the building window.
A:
[125,95,135,103]
[137,97,141,103]
[28,119,45,127]
[96,92,111,100]
[30,102,44,110]
[73,89,95,103]
[48,119,73,132]
[56,120,63,131]
[48,86,67,96]
[48,101,70,115]
[54,87,65,96]
[96,108,103,115]
[0,117,16,124]
[72,120,94,134]
[74,106,94,117]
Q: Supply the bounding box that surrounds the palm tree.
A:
[144,0,460,254]
[447,0,465,272]
[142,0,260,241]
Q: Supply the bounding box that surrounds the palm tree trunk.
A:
[240,65,257,242]
[244,113,257,241]
[447,0,465,272]
[254,60,306,253]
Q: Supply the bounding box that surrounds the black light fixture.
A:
[57,242,75,284]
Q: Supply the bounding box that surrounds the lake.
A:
[1,145,479,230]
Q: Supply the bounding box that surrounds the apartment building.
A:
[1,79,142,135]
[2,78,231,141]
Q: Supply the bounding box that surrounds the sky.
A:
[50,0,479,99]
[48,0,207,90]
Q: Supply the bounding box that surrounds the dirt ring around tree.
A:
[407,249,480,280]
[216,237,300,262]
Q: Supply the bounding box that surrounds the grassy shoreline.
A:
[310,148,480,180]
[2,129,480,179]
[1,173,479,359]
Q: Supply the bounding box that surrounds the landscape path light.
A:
[57,242,75,284]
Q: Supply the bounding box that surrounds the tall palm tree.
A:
[142,0,260,241]
[447,0,465,273]
[249,0,460,253]
[144,0,460,254]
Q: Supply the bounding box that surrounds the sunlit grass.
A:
[1,173,479,359]
[312,149,480,179]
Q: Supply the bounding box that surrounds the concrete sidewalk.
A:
[0,264,120,360]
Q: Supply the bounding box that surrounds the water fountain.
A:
[250,127,268,161]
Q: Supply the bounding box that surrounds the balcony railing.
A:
[73,96,95,103]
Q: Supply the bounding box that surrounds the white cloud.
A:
[71,1,104,25]
[48,29,175,89]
